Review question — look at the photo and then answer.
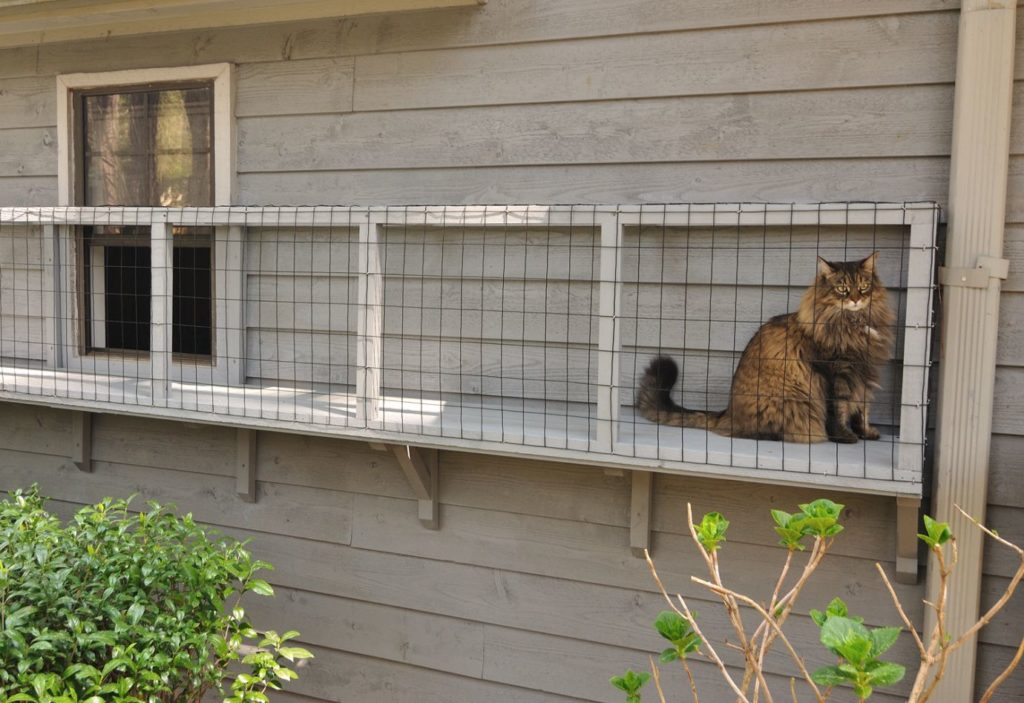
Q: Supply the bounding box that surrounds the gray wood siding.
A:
[1,0,1020,699]
[0,402,924,703]
[0,224,47,363]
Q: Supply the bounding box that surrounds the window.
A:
[57,64,234,369]
[79,84,213,357]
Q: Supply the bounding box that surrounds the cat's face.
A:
[815,252,881,312]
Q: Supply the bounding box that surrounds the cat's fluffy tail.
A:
[636,356,725,432]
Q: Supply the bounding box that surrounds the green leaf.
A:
[919,515,952,548]
[659,647,679,663]
[247,578,275,597]
[811,665,854,687]
[869,627,901,657]
[695,512,729,552]
[866,661,906,687]
[277,646,314,661]
[654,611,688,642]
[610,670,650,695]
[820,616,873,666]
[127,602,145,625]
[854,682,874,699]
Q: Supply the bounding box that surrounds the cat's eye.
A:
[858,284,870,293]
[836,285,850,295]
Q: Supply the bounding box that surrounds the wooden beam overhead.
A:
[0,0,484,49]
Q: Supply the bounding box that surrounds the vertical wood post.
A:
[150,217,173,406]
[894,218,938,485]
[236,428,257,502]
[357,218,383,427]
[41,224,58,369]
[895,496,921,584]
[929,2,1016,700]
[596,214,623,453]
[630,470,653,558]
[70,411,91,472]
[223,224,247,388]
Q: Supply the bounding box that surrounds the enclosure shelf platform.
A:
[0,366,921,496]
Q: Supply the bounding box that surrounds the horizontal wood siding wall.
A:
[0,224,47,364]
[976,8,1024,700]
[3,0,1021,699]
[0,402,935,703]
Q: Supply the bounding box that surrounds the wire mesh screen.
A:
[375,207,601,448]
[0,204,938,491]
[616,206,933,482]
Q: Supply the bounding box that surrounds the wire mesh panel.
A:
[0,204,938,494]
[371,206,602,450]
[615,204,937,485]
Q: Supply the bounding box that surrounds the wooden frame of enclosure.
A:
[0,202,939,499]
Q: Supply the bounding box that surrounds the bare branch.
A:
[682,658,701,703]
[648,656,669,703]
[644,549,687,618]
[874,562,927,657]
[979,634,1024,703]
[955,504,1024,558]
[693,577,826,703]
[673,592,751,703]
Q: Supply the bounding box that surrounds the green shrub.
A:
[0,487,311,703]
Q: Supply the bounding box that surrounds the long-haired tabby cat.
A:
[637,253,894,443]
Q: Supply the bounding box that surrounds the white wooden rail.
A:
[0,204,939,498]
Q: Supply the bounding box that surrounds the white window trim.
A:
[54,64,241,387]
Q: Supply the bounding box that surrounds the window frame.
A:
[56,64,239,385]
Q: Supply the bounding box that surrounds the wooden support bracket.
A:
[236,428,257,503]
[371,442,439,529]
[896,496,921,584]
[630,470,654,558]
[70,411,92,472]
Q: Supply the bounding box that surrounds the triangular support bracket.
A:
[371,442,439,529]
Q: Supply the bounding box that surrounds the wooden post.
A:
[893,218,938,485]
[222,224,247,387]
[895,496,921,584]
[356,219,383,427]
[630,470,653,558]
[929,2,1016,700]
[596,215,623,453]
[41,224,58,369]
[70,411,91,472]
[236,428,257,502]
[150,217,173,406]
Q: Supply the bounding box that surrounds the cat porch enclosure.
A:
[0,203,938,497]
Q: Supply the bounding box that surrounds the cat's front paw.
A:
[858,426,881,441]
[829,430,859,444]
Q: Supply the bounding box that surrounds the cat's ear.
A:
[817,256,836,277]
[860,251,879,273]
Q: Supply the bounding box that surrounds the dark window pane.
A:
[173,244,213,355]
[103,246,151,352]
